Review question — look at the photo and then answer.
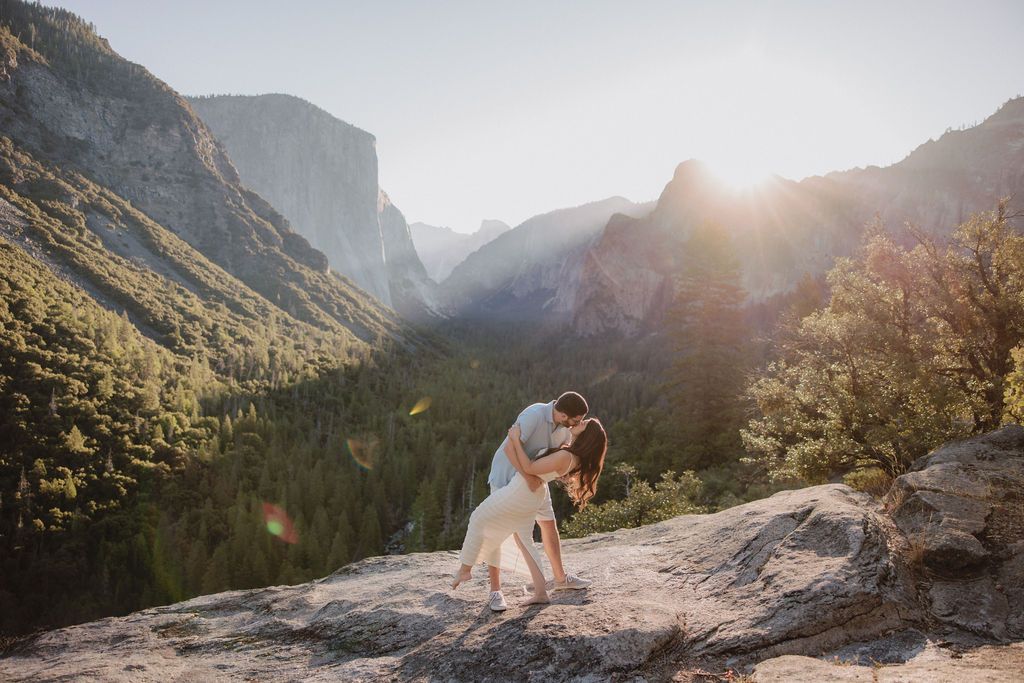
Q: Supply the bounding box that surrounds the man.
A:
[484,390,592,611]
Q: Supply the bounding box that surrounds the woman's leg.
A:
[451,563,473,590]
[513,533,549,606]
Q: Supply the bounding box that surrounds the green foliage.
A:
[561,464,705,537]
[663,222,751,471]
[744,201,1024,481]
[842,467,893,500]
[0,0,173,102]
[1004,345,1024,423]
[0,3,683,635]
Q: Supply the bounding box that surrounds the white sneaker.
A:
[554,573,591,590]
[488,590,508,611]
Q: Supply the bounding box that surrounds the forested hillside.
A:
[0,2,659,635]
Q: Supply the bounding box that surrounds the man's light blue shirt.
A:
[488,400,570,489]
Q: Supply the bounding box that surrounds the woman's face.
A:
[569,419,589,439]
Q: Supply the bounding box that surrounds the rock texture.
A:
[884,427,1024,643]
[188,94,439,320]
[378,190,441,322]
[574,98,1024,337]
[410,219,510,284]
[3,426,1020,681]
[754,642,1024,682]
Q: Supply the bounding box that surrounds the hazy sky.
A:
[48,1,1024,233]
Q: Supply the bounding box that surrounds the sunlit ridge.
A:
[705,157,775,190]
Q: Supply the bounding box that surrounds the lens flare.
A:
[469,359,480,369]
[346,437,379,469]
[589,364,619,386]
[409,397,432,415]
[261,502,297,544]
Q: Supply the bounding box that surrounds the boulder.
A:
[884,425,1024,641]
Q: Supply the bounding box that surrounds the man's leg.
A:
[535,484,567,582]
[536,484,591,590]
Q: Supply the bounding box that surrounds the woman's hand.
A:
[508,423,521,441]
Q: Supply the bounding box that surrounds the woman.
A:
[451,417,607,606]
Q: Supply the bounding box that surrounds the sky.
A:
[47,1,1024,234]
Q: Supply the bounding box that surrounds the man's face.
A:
[556,410,585,429]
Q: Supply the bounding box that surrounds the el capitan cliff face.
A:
[188,94,439,320]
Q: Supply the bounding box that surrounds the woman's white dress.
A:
[459,465,567,576]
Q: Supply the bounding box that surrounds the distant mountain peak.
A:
[983,95,1024,125]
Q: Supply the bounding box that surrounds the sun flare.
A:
[704,158,775,190]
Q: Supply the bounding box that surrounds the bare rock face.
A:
[884,425,1024,643]
[187,94,440,321]
[378,190,442,322]
[188,95,391,304]
[0,485,919,680]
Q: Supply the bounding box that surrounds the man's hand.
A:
[524,473,544,492]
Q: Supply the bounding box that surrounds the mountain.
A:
[0,0,428,633]
[378,189,439,321]
[437,197,653,320]
[574,98,1024,336]
[2,425,1020,679]
[187,93,440,321]
[410,218,510,283]
[0,2,403,345]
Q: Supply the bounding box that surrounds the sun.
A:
[704,157,775,191]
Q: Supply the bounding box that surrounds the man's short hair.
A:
[554,391,588,418]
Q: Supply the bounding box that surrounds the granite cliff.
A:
[3,427,1020,681]
[188,94,440,321]
[573,98,1024,337]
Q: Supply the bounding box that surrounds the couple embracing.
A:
[452,391,607,611]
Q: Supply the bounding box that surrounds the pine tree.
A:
[354,503,383,560]
[409,478,443,551]
[664,222,750,471]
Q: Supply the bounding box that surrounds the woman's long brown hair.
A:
[544,418,607,509]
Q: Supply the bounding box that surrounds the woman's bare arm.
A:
[505,424,570,476]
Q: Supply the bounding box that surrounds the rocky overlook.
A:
[3,427,1020,681]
